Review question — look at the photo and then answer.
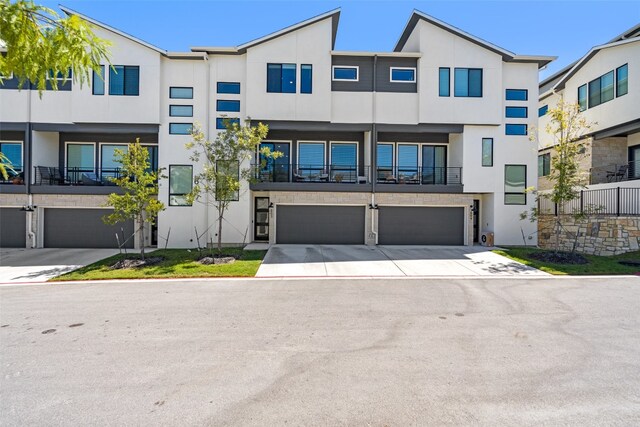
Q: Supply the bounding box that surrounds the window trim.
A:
[504,164,527,205]
[266,63,296,94]
[505,89,528,101]
[331,65,359,82]
[169,164,193,207]
[376,142,395,170]
[300,64,313,94]
[108,65,139,96]
[578,84,587,111]
[505,106,528,118]
[216,82,241,94]
[216,100,240,112]
[169,105,193,117]
[92,65,105,95]
[505,123,528,136]
[438,67,450,97]
[169,86,193,99]
[297,140,327,168]
[168,123,193,135]
[65,141,96,173]
[481,138,493,167]
[329,141,359,174]
[454,67,483,98]
[390,67,416,83]
[616,63,628,98]
[538,153,551,177]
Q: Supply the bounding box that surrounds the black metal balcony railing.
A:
[33,166,123,186]
[255,164,370,184]
[589,160,640,185]
[538,187,640,216]
[0,165,24,184]
[376,166,462,185]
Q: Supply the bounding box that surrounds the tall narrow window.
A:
[505,165,526,205]
[377,144,393,181]
[454,68,482,97]
[397,144,418,181]
[482,138,493,167]
[616,64,628,97]
[330,142,357,181]
[439,67,450,97]
[538,153,550,177]
[169,165,193,206]
[578,84,587,111]
[66,143,95,184]
[301,64,312,94]
[267,63,296,93]
[109,65,139,96]
[92,65,105,95]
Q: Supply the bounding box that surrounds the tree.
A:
[186,118,278,255]
[524,98,594,252]
[103,140,165,260]
[0,0,111,93]
[0,152,15,181]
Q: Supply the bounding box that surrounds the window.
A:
[505,89,528,101]
[267,63,296,93]
[0,142,23,173]
[330,142,357,181]
[538,105,549,117]
[216,82,240,94]
[301,64,312,94]
[506,124,527,136]
[390,67,416,83]
[505,106,528,118]
[47,69,72,81]
[332,66,358,81]
[169,123,192,135]
[482,138,493,167]
[505,165,526,205]
[169,105,193,117]
[439,67,450,97]
[454,68,482,97]
[538,153,550,177]
[109,65,139,96]
[588,70,614,108]
[616,64,628,97]
[397,144,419,181]
[578,84,587,111]
[377,143,393,180]
[216,160,240,201]
[216,117,240,129]
[169,165,192,206]
[216,100,240,112]
[92,65,105,95]
[298,142,325,178]
[100,144,125,172]
[66,143,95,172]
[170,87,193,99]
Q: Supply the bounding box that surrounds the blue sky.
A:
[43,1,639,79]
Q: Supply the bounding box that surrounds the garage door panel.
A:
[378,206,464,245]
[44,208,134,248]
[276,205,365,244]
[0,208,26,248]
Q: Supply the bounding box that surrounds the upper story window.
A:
[109,65,139,96]
[170,87,193,99]
[216,117,240,130]
[47,69,72,81]
[616,64,628,97]
[538,105,549,117]
[92,65,105,95]
[267,63,296,93]
[0,141,23,173]
[538,153,551,177]
[506,106,528,118]
[578,84,587,111]
[332,66,358,81]
[482,138,493,167]
[454,68,482,97]
[169,123,192,135]
[506,124,527,136]
[216,100,240,112]
[505,165,526,205]
[505,89,528,101]
[439,68,450,97]
[217,82,240,94]
[301,64,312,94]
[588,70,614,108]
[390,67,416,83]
[169,105,193,117]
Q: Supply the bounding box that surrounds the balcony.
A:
[376,166,462,186]
[31,166,128,195]
[589,160,639,185]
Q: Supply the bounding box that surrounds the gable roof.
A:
[191,8,340,54]
[59,5,167,55]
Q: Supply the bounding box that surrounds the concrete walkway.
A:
[0,248,120,283]
[256,245,549,277]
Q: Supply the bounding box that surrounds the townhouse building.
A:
[0,7,553,249]
[538,23,639,191]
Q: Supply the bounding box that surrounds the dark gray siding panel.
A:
[44,208,134,248]
[331,56,374,92]
[378,206,464,245]
[276,205,365,244]
[378,132,449,143]
[0,208,26,248]
[376,57,418,93]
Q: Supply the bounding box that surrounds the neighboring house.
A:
[0,7,554,249]
[537,23,640,191]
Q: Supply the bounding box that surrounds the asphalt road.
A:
[1,277,639,426]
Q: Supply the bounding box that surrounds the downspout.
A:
[204,54,211,247]
[26,86,36,248]
[370,54,378,245]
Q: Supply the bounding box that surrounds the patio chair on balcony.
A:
[36,166,65,185]
[606,165,628,182]
[81,172,102,186]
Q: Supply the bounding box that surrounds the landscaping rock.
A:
[199,256,236,265]
[527,251,588,265]
[111,257,164,270]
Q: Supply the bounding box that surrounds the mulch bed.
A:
[111,257,165,270]
[527,251,588,265]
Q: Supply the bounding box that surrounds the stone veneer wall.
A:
[538,214,640,256]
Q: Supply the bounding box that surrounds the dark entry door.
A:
[254,197,270,241]
[473,200,480,243]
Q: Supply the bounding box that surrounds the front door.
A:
[254,197,270,241]
[472,199,480,243]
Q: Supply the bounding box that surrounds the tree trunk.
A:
[139,214,145,261]
[217,211,223,256]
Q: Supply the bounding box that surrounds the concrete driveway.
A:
[257,245,548,277]
[0,248,120,283]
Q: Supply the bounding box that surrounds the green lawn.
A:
[493,247,640,275]
[50,248,267,281]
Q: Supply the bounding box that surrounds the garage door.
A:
[44,208,134,248]
[276,205,365,244]
[0,208,26,248]
[378,206,464,245]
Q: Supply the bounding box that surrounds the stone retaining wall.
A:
[538,214,640,255]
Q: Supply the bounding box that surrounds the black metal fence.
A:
[33,166,122,186]
[538,187,640,216]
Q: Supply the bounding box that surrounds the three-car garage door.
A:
[276,205,365,244]
[0,208,26,248]
[44,208,134,248]
[378,206,464,245]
